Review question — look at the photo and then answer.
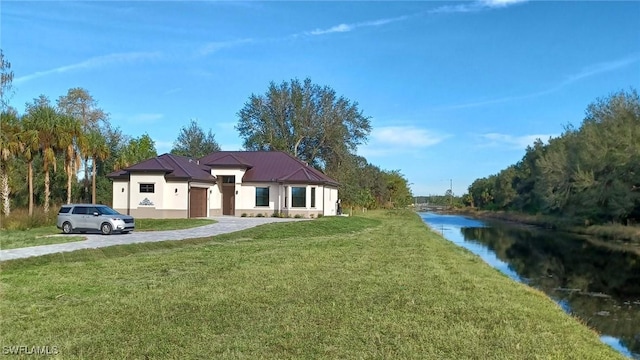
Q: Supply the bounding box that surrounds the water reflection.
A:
[420,212,640,359]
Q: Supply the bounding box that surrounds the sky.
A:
[3,0,639,196]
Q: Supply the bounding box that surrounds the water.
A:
[420,212,640,359]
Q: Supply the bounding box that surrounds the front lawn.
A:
[0,218,216,250]
[0,212,622,359]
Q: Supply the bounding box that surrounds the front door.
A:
[222,186,235,215]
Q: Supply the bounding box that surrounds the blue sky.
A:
[3,0,639,196]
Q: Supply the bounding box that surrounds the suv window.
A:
[72,206,88,215]
[58,206,72,214]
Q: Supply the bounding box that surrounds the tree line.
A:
[0,51,412,216]
[466,89,640,226]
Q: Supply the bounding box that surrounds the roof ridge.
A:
[165,153,191,178]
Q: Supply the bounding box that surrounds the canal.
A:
[420,212,640,359]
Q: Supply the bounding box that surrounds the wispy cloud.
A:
[198,38,253,56]
[360,125,450,157]
[442,53,640,110]
[430,0,528,14]
[14,52,161,84]
[480,132,555,149]
[308,15,410,36]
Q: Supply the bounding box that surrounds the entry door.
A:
[222,186,235,215]
[189,188,207,218]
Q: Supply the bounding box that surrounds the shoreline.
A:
[437,208,640,244]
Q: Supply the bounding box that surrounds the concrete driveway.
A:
[0,217,303,262]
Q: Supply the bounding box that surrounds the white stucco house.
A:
[107,151,339,218]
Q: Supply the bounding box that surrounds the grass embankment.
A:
[458,208,640,243]
[0,217,216,250]
[0,211,622,359]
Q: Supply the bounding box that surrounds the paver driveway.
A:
[0,217,303,262]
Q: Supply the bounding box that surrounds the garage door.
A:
[189,188,207,218]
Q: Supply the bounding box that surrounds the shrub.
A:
[241,213,247,217]
[271,212,279,218]
[256,213,264,218]
[309,213,315,219]
[318,214,324,218]
[294,214,303,219]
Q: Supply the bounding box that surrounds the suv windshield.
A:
[97,206,120,215]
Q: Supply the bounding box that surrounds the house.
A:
[107,151,339,218]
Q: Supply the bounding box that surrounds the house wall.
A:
[232,183,338,218]
[112,174,216,219]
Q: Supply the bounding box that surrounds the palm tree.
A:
[0,108,22,215]
[86,130,109,204]
[58,115,84,204]
[23,95,61,214]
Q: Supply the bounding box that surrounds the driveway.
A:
[0,217,303,262]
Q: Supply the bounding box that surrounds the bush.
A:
[256,213,264,218]
[241,213,247,217]
[294,214,303,219]
[1,207,58,230]
[271,212,279,218]
[309,214,315,219]
[318,214,324,218]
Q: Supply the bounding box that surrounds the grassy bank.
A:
[456,208,640,243]
[0,218,216,250]
[0,211,622,359]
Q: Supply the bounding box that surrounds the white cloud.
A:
[373,126,448,147]
[307,15,410,36]
[430,0,527,14]
[480,132,556,149]
[359,126,449,157]
[14,52,161,84]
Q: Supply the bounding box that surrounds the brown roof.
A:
[108,151,338,186]
[107,153,216,183]
[201,151,338,186]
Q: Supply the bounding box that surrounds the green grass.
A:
[0,218,216,250]
[135,218,216,231]
[0,213,622,359]
[0,226,84,250]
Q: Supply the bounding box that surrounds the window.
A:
[72,206,87,215]
[58,206,71,214]
[140,183,155,193]
[256,187,269,207]
[222,176,235,184]
[291,187,306,208]
[311,187,316,208]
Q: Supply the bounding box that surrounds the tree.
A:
[115,133,157,170]
[236,78,371,169]
[0,108,22,215]
[1,50,14,110]
[23,96,62,214]
[57,115,84,204]
[171,119,221,158]
[85,130,109,204]
[57,88,108,201]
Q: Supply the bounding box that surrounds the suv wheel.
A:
[62,222,73,234]
[101,223,112,235]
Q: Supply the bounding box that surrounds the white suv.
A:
[57,204,135,235]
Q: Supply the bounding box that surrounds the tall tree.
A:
[236,78,371,169]
[57,88,108,201]
[0,108,22,215]
[85,130,110,204]
[23,96,62,214]
[57,115,85,204]
[1,49,14,110]
[171,119,221,158]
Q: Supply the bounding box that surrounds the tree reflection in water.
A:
[421,212,640,359]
